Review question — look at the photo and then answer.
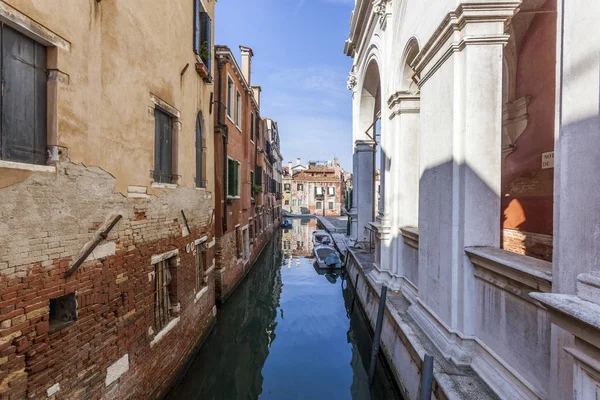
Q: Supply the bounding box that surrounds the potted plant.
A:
[252,184,263,195]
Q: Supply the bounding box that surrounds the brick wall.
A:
[214,220,276,303]
[0,162,216,399]
[502,228,553,262]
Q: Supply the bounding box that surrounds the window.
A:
[329,201,334,210]
[316,201,322,209]
[235,90,242,128]
[227,158,240,197]
[285,200,289,205]
[227,77,234,119]
[328,186,336,196]
[284,183,291,192]
[298,199,303,206]
[292,199,297,206]
[250,112,255,142]
[256,166,263,186]
[195,112,205,188]
[193,1,211,74]
[49,292,77,333]
[242,227,249,260]
[235,226,242,259]
[315,187,324,197]
[154,256,177,331]
[249,219,254,243]
[154,108,173,183]
[196,244,207,292]
[0,25,47,165]
[297,184,303,191]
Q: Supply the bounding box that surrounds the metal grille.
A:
[196,245,206,291]
[154,260,172,331]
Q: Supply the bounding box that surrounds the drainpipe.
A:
[216,56,229,233]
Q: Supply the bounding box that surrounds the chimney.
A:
[252,86,261,109]
[297,158,301,166]
[239,46,253,85]
[288,161,292,173]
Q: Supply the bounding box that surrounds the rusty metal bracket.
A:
[65,215,122,279]
[181,210,191,235]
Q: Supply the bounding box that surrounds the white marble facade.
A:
[345,0,600,399]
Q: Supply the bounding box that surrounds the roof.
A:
[305,165,335,173]
[293,171,341,182]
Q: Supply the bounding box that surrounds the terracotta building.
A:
[213,45,280,303]
[288,158,343,216]
[0,0,217,398]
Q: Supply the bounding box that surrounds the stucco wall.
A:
[2,0,215,195]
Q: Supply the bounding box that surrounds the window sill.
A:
[226,114,235,125]
[152,182,178,189]
[227,196,240,203]
[194,286,209,303]
[400,226,419,249]
[150,316,180,347]
[0,160,56,173]
[465,246,552,294]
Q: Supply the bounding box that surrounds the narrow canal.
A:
[168,218,402,400]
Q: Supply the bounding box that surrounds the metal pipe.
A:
[419,354,434,400]
[368,284,387,386]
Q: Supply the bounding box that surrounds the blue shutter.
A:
[194,0,200,55]
[200,12,211,74]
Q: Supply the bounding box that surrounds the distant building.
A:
[288,158,343,216]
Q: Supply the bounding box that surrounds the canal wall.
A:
[346,249,498,400]
[215,224,279,303]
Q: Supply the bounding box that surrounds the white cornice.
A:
[412,1,520,88]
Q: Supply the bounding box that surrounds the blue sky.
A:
[215,0,354,171]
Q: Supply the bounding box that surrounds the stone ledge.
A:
[400,226,419,249]
[530,293,600,348]
[0,160,56,173]
[465,246,552,294]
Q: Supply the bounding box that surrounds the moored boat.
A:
[313,245,342,269]
[312,229,333,247]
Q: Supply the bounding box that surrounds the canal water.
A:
[168,218,402,400]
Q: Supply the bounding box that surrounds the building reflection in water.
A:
[169,221,402,400]
[168,230,284,400]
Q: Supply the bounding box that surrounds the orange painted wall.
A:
[501,0,556,260]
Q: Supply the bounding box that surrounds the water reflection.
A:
[169,220,401,400]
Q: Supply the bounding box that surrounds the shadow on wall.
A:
[554,114,600,290]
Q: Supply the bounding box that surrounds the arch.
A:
[195,111,206,188]
[400,37,420,93]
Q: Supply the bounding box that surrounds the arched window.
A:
[195,112,205,188]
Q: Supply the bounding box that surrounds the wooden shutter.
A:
[154,108,172,183]
[200,12,211,74]
[1,24,47,165]
[195,112,203,187]
[256,166,262,185]
[227,159,234,196]
[194,0,200,55]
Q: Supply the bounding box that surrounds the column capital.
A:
[387,91,420,117]
[354,139,377,152]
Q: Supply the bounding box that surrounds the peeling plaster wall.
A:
[0,161,216,398]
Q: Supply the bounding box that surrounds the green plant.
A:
[252,184,263,194]
[199,41,210,63]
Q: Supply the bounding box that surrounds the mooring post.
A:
[419,354,434,400]
[368,285,387,386]
[349,273,360,314]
